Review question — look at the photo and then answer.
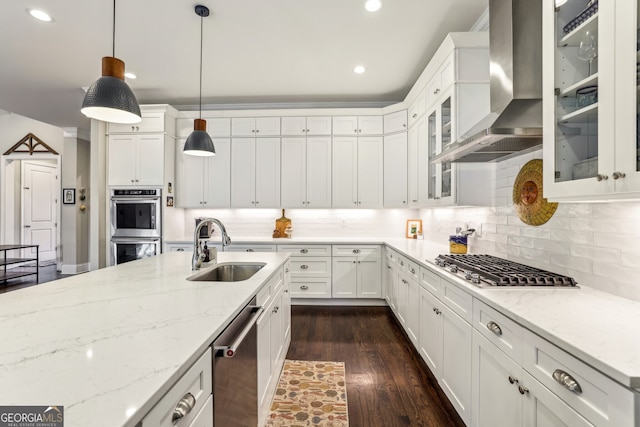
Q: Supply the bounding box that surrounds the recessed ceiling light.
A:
[365,0,382,12]
[26,8,54,22]
[354,65,366,74]
[124,72,137,79]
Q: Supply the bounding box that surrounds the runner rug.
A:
[265,359,348,427]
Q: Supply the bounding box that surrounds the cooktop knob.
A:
[465,271,472,280]
[471,273,481,284]
[449,265,458,273]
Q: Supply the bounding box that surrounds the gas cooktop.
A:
[434,254,578,287]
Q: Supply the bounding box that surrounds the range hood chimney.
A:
[431,0,542,163]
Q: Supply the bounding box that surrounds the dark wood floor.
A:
[287,306,465,427]
[0,265,65,294]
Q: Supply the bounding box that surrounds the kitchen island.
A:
[0,251,289,427]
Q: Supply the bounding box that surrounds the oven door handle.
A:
[111,238,160,244]
[111,197,161,202]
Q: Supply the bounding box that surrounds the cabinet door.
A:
[332,137,358,207]
[383,132,408,207]
[419,287,442,375]
[426,109,438,202]
[136,134,164,186]
[256,117,281,136]
[204,138,231,208]
[357,136,383,208]
[384,110,408,134]
[281,117,307,136]
[404,276,420,346]
[305,137,332,207]
[231,118,257,136]
[396,273,409,326]
[306,116,332,135]
[357,116,383,134]
[357,258,381,298]
[440,302,472,426]
[408,116,427,206]
[282,281,291,345]
[108,135,137,185]
[332,257,357,297]
[256,309,272,423]
[231,138,256,207]
[281,137,307,208]
[332,116,359,135]
[255,137,280,207]
[472,331,523,427]
[383,260,395,308]
[176,138,206,207]
[524,372,595,427]
[408,89,426,126]
[270,290,284,373]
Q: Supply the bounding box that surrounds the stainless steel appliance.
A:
[110,188,162,265]
[111,239,161,266]
[110,188,161,238]
[434,254,578,287]
[212,298,263,426]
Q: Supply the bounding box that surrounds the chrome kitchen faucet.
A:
[192,218,231,270]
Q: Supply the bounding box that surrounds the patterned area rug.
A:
[265,360,348,427]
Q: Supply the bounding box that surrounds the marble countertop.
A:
[0,251,289,427]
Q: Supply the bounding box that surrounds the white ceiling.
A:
[0,0,488,132]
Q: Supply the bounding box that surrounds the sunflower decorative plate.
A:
[513,159,558,226]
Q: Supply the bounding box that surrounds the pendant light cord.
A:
[112,0,116,57]
[199,13,203,120]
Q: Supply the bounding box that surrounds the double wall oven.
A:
[110,188,162,265]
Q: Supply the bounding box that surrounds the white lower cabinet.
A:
[397,269,420,346]
[278,244,332,298]
[257,266,290,427]
[331,245,381,298]
[383,249,398,313]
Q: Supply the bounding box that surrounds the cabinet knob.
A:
[508,376,519,384]
[255,201,259,205]
[172,393,196,422]
[613,171,626,180]
[273,306,279,313]
[306,128,310,132]
[596,174,608,181]
[434,88,440,95]
[354,129,358,133]
[252,129,255,133]
[256,129,260,133]
[246,249,254,252]
[412,199,418,202]
[403,123,406,127]
[131,179,135,183]
[518,386,529,395]
[412,113,417,118]
[410,268,416,274]
[24,225,31,228]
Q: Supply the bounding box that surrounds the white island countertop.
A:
[0,251,289,427]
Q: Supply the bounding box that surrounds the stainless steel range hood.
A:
[431,0,542,163]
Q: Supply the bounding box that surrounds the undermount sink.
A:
[187,263,266,282]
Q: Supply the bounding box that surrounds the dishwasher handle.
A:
[214,306,264,358]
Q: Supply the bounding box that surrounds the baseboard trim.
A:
[61,263,90,275]
[292,298,388,307]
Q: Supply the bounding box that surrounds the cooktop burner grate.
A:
[435,254,577,287]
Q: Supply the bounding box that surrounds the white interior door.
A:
[22,162,57,262]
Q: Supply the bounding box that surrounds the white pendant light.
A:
[81,0,141,124]
[184,5,215,157]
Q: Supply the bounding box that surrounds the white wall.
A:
[419,149,640,303]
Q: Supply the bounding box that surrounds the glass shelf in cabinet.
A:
[560,73,598,97]
[559,13,598,47]
[559,102,598,124]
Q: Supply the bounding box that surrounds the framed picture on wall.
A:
[63,188,75,205]
[406,219,422,238]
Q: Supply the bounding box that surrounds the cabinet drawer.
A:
[440,279,472,324]
[290,278,332,298]
[141,348,212,426]
[289,257,331,278]
[473,299,524,365]
[332,245,381,258]
[523,330,637,427]
[226,244,277,252]
[190,394,213,427]
[256,269,283,306]
[396,254,410,272]
[420,266,441,296]
[384,247,398,263]
[278,244,332,257]
[405,258,420,281]
[108,112,165,133]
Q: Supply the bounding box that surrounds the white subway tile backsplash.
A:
[507,235,535,248]
[549,228,594,245]
[549,254,593,274]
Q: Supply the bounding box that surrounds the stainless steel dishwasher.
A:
[212,298,264,426]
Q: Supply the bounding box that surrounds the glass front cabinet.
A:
[543,0,640,200]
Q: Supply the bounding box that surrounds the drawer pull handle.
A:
[300,285,309,290]
[552,369,582,394]
[300,264,309,269]
[300,249,309,254]
[353,249,361,254]
[486,321,502,336]
[246,248,254,252]
[176,248,185,252]
[410,268,416,274]
[172,392,196,422]
[508,375,518,384]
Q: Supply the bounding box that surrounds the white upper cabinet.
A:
[543,0,640,201]
[176,117,230,138]
[408,116,429,207]
[332,116,383,135]
[384,110,408,134]
[408,89,427,127]
[383,132,408,207]
[107,112,165,134]
[332,136,383,208]
[426,53,455,108]
[231,137,280,207]
[231,117,281,136]
[175,137,231,208]
[281,136,332,208]
[281,116,332,136]
[108,134,164,186]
